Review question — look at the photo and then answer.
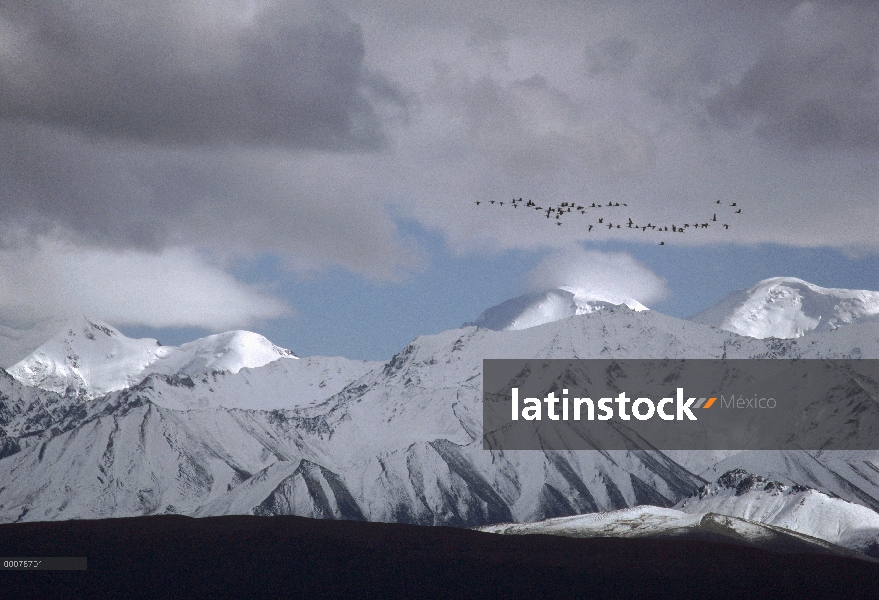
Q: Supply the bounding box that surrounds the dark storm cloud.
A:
[585,37,638,77]
[707,1,879,150]
[0,0,402,150]
[0,0,419,272]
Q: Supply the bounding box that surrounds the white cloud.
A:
[0,236,292,330]
[521,247,669,306]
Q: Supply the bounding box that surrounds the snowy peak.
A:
[8,317,164,397]
[8,318,298,398]
[479,505,875,561]
[465,287,648,331]
[691,277,879,339]
[149,330,297,379]
[676,469,879,557]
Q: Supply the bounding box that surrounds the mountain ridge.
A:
[691,277,879,339]
[2,280,879,560]
[7,317,300,399]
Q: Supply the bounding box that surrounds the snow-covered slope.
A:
[3,290,879,548]
[464,287,647,331]
[138,355,382,411]
[7,318,298,398]
[674,469,879,557]
[3,306,879,529]
[478,505,874,561]
[691,277,879,339]
[0,320,68,371]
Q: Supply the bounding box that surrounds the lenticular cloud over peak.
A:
[522,247,668,308]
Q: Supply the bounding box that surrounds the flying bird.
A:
[473,193,742,241]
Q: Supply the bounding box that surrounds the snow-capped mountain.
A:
[3,304,879,538]
[691,277,879,339]
[479,468,879,560]
[7,317,298,398]
[2,282,879,562]
[464,286,648,331]
[478,505,875,561]
[675,468,879,557]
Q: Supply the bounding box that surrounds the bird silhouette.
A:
[472,194,741,240]
[659,241,665,245]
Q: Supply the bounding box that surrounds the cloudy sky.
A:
[0,0,877,364]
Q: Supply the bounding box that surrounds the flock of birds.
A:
[474,197,742,245]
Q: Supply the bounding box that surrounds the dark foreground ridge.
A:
[2,514,877,599]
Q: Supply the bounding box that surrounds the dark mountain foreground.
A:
[2,514,878,599]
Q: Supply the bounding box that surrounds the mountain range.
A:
[2,276,879,559]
